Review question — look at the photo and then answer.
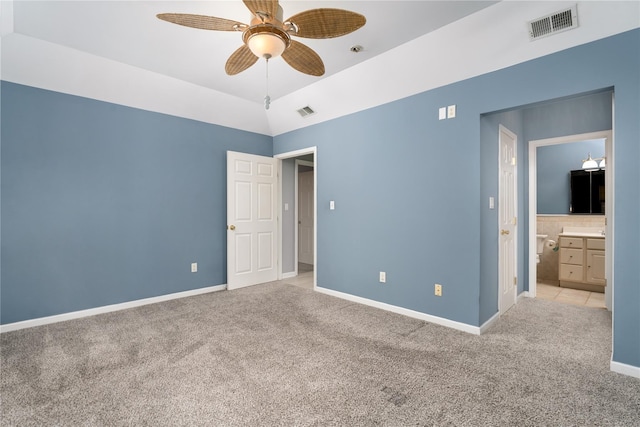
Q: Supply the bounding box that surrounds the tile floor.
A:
[536,283,605,309]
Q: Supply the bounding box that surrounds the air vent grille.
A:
[297,106,315,117]
[528,5,578,41]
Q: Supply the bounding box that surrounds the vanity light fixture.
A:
[582,152,605,171]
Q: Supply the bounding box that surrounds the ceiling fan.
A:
[157,0,366,78]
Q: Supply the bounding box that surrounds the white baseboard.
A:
[281,271,297,279]
[315,286,482,335]
[0,284,227,333]
[479,312,500,334]
[610,360,640,379]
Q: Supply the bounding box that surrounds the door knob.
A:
[229,225,236,231]
[500,229,510,235]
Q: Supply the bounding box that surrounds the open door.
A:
[227,151,278,290]
[499,125,518,314]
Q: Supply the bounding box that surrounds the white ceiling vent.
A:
[297,106,316,118]
[528,5,578,41]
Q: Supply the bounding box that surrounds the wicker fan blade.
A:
[243,0,279,21]
[286,9,366,39]
[281,40,324,76]
[157,13,246,31]
[225,45,259,75]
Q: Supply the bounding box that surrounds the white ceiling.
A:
[2,1,639,136]
[10,1,497,103]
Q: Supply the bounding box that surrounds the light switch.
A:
[284,203,289,211]
[438,107,447,120]
[330,200,335,210]
[489,197,495,209]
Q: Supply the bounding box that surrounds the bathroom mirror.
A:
[537,139,605,215]
[570,169,605,214]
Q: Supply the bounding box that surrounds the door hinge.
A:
[512,217,517,225]
[513,277,518,285]
[511,157,516,166]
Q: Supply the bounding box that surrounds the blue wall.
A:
[1,82,271,324]
[279,94,483,326]
[274,29,640,367]
[537,139,605,214]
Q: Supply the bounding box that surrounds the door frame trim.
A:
[527,130,613,311]
[275,147,317,288]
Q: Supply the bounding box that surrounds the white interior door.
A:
[227,151,278,290]
[499,125,518,314]
[298,168,314,265]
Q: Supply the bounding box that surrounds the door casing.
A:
[275,147,317,288]
[527,130,613,311]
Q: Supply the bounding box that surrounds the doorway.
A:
[297,159,314,274]
[275,147,317,289]
[527,130,613,311]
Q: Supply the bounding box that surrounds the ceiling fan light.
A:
[248,33,286,58]
[245,28,288,59]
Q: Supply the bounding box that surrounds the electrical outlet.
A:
[379,272,386,283]
[434,283,442,296]
[191,262,197,273]
[447,105,456,118]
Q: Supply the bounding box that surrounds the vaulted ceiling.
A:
[2,1,638,136]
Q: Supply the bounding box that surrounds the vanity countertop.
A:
[559,226,605,238]
[559,232,605,238]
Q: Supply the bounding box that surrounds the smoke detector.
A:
[528,5,578,41]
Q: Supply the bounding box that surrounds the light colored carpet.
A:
[1,282,639,426]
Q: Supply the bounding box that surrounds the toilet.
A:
[536,234,548,263]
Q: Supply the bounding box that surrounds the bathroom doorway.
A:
[528,130,612,311]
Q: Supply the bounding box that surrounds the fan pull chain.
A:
[264,58,271,110]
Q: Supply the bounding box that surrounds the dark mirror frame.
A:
[570,169,605,214]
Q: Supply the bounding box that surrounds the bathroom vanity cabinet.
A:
[559,235,605,292]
